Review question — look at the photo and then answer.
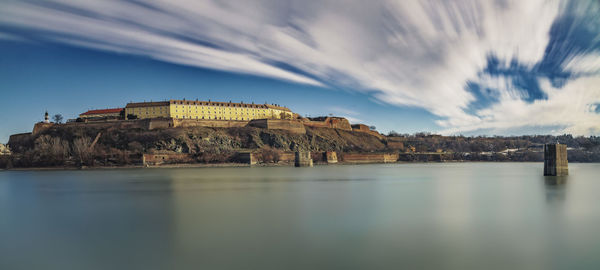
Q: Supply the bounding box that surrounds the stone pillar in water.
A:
[544,144,568,176]
[295,151,313,167]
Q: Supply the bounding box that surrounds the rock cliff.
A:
[5,124,387,167]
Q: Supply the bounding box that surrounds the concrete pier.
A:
[295,151,313,167]
[544,144,568,176]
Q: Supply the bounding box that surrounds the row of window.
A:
[175,116,256,120]
[171,101,269,108]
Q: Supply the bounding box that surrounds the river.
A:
[1,163,599,270]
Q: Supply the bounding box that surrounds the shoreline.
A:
[0,160,577,172]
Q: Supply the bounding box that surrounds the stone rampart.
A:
[142,153,194,166]
[173,119,249,129]
[32,122,55,135]
[7,133,33,152]
[301,117,352,130]
[351,124,384,139]
[248,119,306,134]
[63,119,148,130]
[340,153,399,163]
[279,152,296,163]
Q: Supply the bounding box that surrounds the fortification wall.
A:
[397,153,448,162]
[351,124,384,139]
[173,119,249,128]
[279,152,296,162]
[340,153,399,163]
[63,119,148,130]
[248,119,306,134]
[8,133,32,145]
[142,153,194,165]
[32,122,55,135]
[147,118,174,130]
[302,117,352,130]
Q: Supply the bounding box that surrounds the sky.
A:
[0,0,599,143]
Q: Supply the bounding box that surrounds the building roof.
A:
[80,108,124,116]
[126,101,170,108]
[125,100,291,112]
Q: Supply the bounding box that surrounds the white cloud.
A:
[1,0,598,134]
[563,52,600,75]
[439,76,600,135]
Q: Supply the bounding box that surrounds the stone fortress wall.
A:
[28,116,381,137]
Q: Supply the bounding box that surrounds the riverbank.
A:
[2,160,588,172]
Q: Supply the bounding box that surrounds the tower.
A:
[44,111,49,123]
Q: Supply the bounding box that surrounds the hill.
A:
[4,124,386,168]
[2,124,600,169]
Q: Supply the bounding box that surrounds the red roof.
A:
[80,108,123,116]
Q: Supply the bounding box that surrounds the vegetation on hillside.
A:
[2,126,599,169]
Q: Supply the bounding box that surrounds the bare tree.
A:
[33,135,69,165]
[53,114,63,123]
[72,136,93,166]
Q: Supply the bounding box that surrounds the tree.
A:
[369,125,377,131]
[53,114,63,123]
[72,136,93,166]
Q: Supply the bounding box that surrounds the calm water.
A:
[1,163,600,270]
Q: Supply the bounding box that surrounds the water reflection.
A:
[2,164,600,269]
[543,176,568,204]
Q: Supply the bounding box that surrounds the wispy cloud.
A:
[329,106,360,116]
[1,0,598,134]
[0,32,27,42]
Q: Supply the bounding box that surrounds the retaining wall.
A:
[142,153,194,165]
[341,153,399,163]
[248,119,306,134]
[301,117,352,130]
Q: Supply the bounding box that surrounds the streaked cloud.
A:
[0,0,598,135]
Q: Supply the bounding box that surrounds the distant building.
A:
[0,143,10,155]
[124,100,294,121]
[79,108,124,119]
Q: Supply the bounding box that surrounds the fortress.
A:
[78,100,294,121]
[17,99,382,139]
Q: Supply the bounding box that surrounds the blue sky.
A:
[1,0,599,143]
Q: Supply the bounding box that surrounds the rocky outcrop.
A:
[7,123,387,159]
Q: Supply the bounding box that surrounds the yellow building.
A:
[125,100,294,121]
